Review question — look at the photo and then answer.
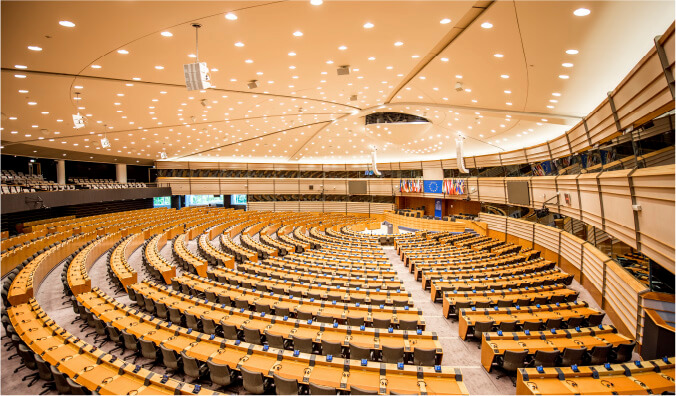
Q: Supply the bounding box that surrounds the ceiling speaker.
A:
[350,95,358,101]
[337,65,350,75]
[248,80,258,89]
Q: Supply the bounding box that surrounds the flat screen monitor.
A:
[153,196,171,208]
[231,194,247,205]
[185,194,224,207]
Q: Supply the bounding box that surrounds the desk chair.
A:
[414,347,436,366]
[160,345,183,377]
[293,335,314,353]
[34,354,55,395]
[221,323,240,340]
[321,340,342,357]
[121,330,141,363]
[586,313,605,327]
[473,321,495,343]
[218,294,232,306]
[351,385,378,395]
[297,309,313,321]
[588,344,613,365]
[181,351,209,382]
[347,316,365,327]
[499,321,518,332]
[372,317,391,329]
[317,314,334,324]
[544,317,563,330]
[206,360,235,388]
[532,350,560,367]
[515,298,532,307]
[205,291,217,303]
[168,307,184,326]
[561,347,587,367]
[549,294,567,304]
[309,381,337,395]
[243,326,263,345]
[349,343,372,361]
[496,350,529,386]
[265,331,289,350]
[155,301,168,319]
[497,299,513,308]
[274,372,300,395]
[565,315,585,329]
[139,339,161,369]
[567,291,580,302]
[612,341,636,363]
[241,367,269,394]
[381,345,405,364]
[185,312,202,332]
[522,320,542,332]
[50,366,72,394]
[143,295,156,314]
[398,319,418,331]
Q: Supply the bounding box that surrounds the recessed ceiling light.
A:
[59,20,75,27]
[289,65,296,69]
[494,53,504,58]
[91,64,101,69]
[547,105,554,109]
[440,18,451,24]
[456,75,463,79]
[363,22,374,29]
[550,99,558,103]
[552,92,561,96]
[225,13,238,20]
[506,102,512,106]
[18,90,28,93]
[481,22,493,29]
[573,8,590,16]
[338,45,347,50]
[15,74,26,78]
[325,60,333,64]
[566,49,579,55]
[155,65,164,69]
[440,57,449,62]
[234,42,244,47]
[504,90,511,94]
[559,74,569,79]
[293,31,303,37]
[245,59,253,63]
[310,0,323,5]
[288,52,296,56]
[160,31,173,37]
[562,62,573,67]
[117,49,129,54]
[394,41,403,46]
[14,65,27,69]
[27,101,37,105]
[27,46,42,51]
[500,74,509,79]
[368,56,375,61]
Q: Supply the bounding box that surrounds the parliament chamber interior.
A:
[0,1,675,395]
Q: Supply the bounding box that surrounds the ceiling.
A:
[1,0,673,165]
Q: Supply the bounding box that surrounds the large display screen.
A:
[231,194,247,205]
[153,196,171,208]
[185,195,224,207]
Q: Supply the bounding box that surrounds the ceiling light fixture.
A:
[117,49,129,54]
[562,62,573,67]
[559,74,570,79]
[440,18,451,24]
[500,74,509,79]
[160,31,173,37]
[394,41,403,46]
[293,30,303,37]
[573,8,590,16]
[481,22,493,29]
[225,12,238,20]
[363,22,374,29]
[59,20,76,27]
[27,46,42,51]
[494,53,504,58]
[14,65,27,69]
[566,49,579,55]
[234,42,244,47]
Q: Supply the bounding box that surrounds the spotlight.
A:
[160,151,168,159]
[454,82,464,92]
[100,137,110,148]
[248,80,258,89]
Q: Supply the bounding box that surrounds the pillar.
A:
[116,163,127,184]
[57,160,66,185]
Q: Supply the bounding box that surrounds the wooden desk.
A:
[79,289,468,394]
[442,286,578,318]
[134,281,441,363]
[459,305,602,340]
[480,325,632,372]
[516,357,675,395]
[420,259,553,289]
[176,274,426,328]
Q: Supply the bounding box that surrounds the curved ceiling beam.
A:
[385,0,496,104]
[0,68,362,111]
[358,102,583,124]
[286,112,355,161]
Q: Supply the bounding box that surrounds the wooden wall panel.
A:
[476,178,506,204]
[632,165,675,272]
[598,170,637,249]
[577,175,603,229]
